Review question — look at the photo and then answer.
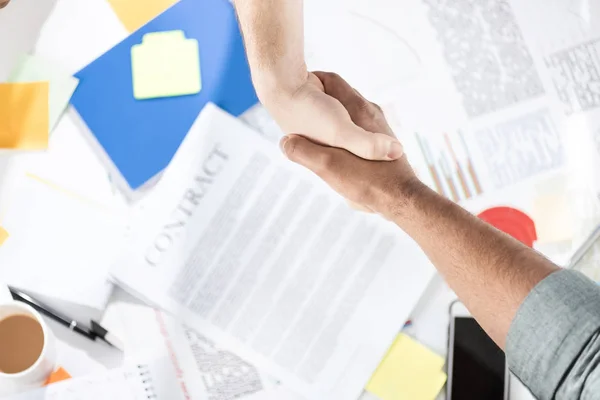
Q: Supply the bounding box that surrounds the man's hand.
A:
[279,72,419,216]
[0,0,10,9]
[260,72,404,161]
[233,0,403,161]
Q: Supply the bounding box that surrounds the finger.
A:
[336,124,403,161]
[313,71,395,137]
[280,135,380,210]
[314,71,362,110]
[280,134,338,178]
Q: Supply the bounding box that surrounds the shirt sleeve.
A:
[506,269,600,400]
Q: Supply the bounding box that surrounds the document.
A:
[4,358,184,400]
[112,104,435,399]
[0,114,128,309]
[116,303,275,400]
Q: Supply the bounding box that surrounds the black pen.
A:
[8,286,124,351]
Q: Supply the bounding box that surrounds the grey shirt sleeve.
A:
[506,269,600,400]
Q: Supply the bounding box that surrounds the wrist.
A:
[251,64,309,103]
[378,177,430,222]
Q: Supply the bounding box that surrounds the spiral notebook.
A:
[4,359,184,400]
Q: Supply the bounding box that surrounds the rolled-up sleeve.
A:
[507,269,600,399]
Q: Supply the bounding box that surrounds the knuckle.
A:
[370,101,383,113]
[354,97,372,113]
[352,98,382,123]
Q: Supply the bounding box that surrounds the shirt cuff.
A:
[506,269,600,400]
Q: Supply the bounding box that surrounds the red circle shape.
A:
[478,207,537,248]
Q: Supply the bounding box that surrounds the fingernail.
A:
[387,141,404,160]
[280,136,290,155]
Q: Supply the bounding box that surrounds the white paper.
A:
[0,171,124,308]
[34,0,127,75]
[111,104,435,399]
[2,359,184,400]
[115,302,276,400]
[301,0,570,204]
[0,119,128,309]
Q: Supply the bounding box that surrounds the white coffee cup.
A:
[0,302,57,396]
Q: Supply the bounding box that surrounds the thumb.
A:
[337,124,403,161]
[280,134,340,180]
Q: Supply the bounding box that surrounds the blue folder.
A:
[72,0,258,190]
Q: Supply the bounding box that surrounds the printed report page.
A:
[112,104,435,400]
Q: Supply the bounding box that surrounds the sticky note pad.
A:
[0,82,49,150]
[366,334,447,400]
[0,227,8,246]
[72,0,258,190]
[131,30,201,99]
[107,0,179,32]
[8,55,79,131]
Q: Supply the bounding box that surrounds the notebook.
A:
[71,0,258,191]
[3,359,183,400]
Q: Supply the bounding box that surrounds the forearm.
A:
[388,182,560,348]
[234,0,308,98]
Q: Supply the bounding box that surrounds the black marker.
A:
[8,286,123,351]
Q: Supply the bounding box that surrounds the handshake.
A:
[262,71,422,219]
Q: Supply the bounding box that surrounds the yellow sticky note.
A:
[131,30,201,100]
[533,194,573,243]
[0,227,8,246]
[366,334,447,400]
[0,82,49,150]
[107,0,179,32]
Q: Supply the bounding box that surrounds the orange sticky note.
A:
[107,0,179,32]
[0,82,49,150]
[45,367,71,385]
[0,227,8,246]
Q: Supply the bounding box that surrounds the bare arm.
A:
[233,0,307,97]
[392,184,558,347]
[233,1,404,161]
[280,72,560,348]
